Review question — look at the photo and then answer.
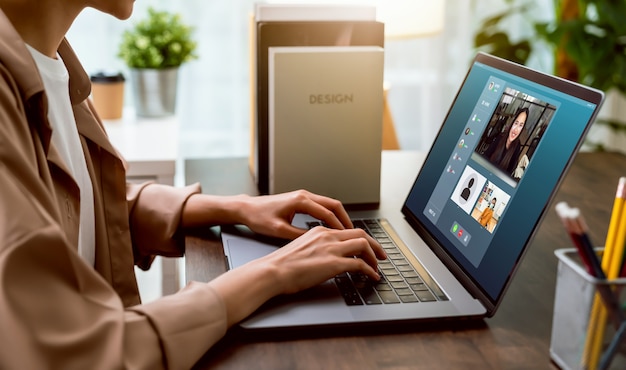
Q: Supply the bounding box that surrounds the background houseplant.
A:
[118,7,198,117]
[474,0,626,152]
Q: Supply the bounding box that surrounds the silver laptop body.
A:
[221,52,604,331]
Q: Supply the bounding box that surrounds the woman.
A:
[478,197,497,228]
[484,107,528,175]
[0,1,385,369]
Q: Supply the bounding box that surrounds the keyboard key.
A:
[400,294,419,303]
[397,265,416,272]
[401,270,419,278]
[378,290,401,304]
[358,286,382,305]
[335,274,363,305]
[405,277,423,284]
[390,281,408,289]
[410,283,429,291]
[385,274,404,282]
[352,220,370,235]
[416,290,436,302]
[395,288,413,296]
[380,267,399,276]
[393,258,410,266]
[374,282,393,291]
[349,272,369,284]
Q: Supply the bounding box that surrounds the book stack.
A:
[249,3,385,205]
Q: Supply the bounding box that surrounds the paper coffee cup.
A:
[90,71,125,120]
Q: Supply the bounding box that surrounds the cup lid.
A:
[90,71,125,83]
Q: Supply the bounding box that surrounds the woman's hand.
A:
[236,190,353,240]
[259,226,386,294]
[210,225,386,327]
[181,190,351,237]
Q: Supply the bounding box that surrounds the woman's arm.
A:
[181,189,385,327]
[181,189,353,239]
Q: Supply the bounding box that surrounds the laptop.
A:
[221,52,604,331]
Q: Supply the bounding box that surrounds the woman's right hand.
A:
[209,226,386,327]
[256,226,386,295]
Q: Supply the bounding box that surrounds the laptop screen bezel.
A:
[400,52,604,316]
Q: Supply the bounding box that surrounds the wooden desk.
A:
[184,151,626,369]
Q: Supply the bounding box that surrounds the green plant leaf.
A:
[118,7,198,69]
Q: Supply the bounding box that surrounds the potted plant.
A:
[118,7,198,117]
[474,0,626,152]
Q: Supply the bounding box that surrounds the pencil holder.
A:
[550,248,626,370]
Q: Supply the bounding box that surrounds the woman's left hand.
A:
[238,189,353,239]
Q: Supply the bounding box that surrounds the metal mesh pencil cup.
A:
[550,248,626,370]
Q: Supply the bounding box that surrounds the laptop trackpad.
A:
[224,235,353,328]
[225,236,279,269]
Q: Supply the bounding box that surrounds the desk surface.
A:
[103,111,179,185]
[184,151,626,369]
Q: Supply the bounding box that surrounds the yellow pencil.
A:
[582,177,626,369]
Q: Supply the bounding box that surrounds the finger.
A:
[341,256,380,281]
[295,200,344,230]
[311,194,353,229]
[335,228,387,260]
[299,192,353,229]
[369,234,387,260]
[323,229,383,270]
[277,223,308,240]
[339,236,380,271]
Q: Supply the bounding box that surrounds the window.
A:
[68,1,546,157]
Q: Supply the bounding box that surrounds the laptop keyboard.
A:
[306,218,448,306]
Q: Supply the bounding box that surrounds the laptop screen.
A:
[402,53,602,307]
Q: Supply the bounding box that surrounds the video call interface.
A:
[425,78,558,269]
[404,59,598,301]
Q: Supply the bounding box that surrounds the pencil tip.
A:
[617,177,626,198]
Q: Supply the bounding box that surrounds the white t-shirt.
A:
[26,45,96,267]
